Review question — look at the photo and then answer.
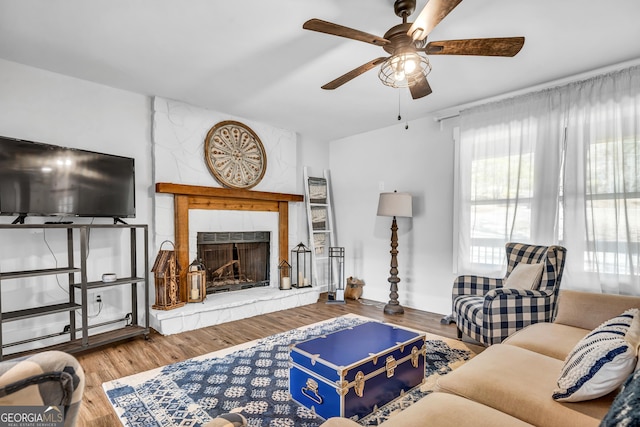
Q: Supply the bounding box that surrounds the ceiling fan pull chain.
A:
[397,91,409,130]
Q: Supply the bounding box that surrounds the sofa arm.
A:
[554,290,640,330]
[0,351,84,427]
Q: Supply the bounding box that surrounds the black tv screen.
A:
[0,136,135,219]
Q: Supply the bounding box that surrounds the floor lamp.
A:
[377,191,413,315]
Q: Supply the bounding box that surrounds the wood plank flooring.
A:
[75,295,483,427]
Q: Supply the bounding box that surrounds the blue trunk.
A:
[289,321,426,420]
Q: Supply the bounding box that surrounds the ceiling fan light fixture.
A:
[378,51,431,89]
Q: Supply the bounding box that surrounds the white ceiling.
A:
[1,0,640,142]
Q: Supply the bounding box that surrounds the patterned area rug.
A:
[103,314,473,427]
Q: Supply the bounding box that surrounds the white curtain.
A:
[455,65,640,295]
[563,67,640,294]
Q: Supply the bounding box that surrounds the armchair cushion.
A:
[504,262,544,290]
[553,309,639,402]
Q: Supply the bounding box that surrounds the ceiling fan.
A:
[303,0,525,99]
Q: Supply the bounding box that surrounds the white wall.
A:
[0,59,328,352]
[329,117,458,315]
[0,58,152,352]
[0,56,457,352]
[151,97,302,290]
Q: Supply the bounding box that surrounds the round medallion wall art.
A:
[204,120,267,189]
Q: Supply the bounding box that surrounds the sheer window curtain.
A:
[563,67,640,294]
[455,91,565,276]
[455,65,640,295]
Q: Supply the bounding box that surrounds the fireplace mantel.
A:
[156,182,304,302]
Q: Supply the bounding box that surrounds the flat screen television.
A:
[0,136,135,222]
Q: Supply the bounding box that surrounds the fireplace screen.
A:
[197,231,270,293]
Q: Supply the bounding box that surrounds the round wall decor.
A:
[204,120,267,189]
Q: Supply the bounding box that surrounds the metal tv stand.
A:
[0,223,149,360]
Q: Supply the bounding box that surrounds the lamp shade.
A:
[377,192,413,218]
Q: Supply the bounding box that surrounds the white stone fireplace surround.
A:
[150,97,319,335]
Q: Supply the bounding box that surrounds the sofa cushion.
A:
[553,309,639,402]
[387,392,534,427]
[437,344,612,427]
[505,262,544,290]
[319,393,534,427]
[599,368,640,427]
[503,322,590,360]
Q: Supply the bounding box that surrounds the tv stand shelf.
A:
[3,303,82,322]
[0,223,149,360]
[79,276,146,290]
[0,267,82,280]
[30,325,149,356]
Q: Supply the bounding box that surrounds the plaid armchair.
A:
[453,242,567,346]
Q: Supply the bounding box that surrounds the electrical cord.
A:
[86,300,103,319]
[42,221,102,320]
[42,226,68,295]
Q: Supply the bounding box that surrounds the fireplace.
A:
[155,183,303,302]
[197,231,270,293]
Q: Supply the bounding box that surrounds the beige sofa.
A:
[320,290,640,427]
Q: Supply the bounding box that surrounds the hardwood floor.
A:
[75,294,483,426]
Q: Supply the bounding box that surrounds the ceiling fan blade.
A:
[303,18,389,46]
[321,57,388,90]
[408,0,463,41]
[425,37,525,56]
[409,74,433,99]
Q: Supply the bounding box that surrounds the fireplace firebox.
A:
[197,231,270,293]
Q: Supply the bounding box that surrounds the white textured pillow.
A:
[553,308,639,402]
[505,262,544,290]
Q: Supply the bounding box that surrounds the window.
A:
[455,65,640,294]
[584,136,640,276]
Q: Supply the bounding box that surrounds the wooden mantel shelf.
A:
[156,183,303,203]
[155,182,304,302]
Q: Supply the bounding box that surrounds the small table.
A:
[289,321,426,420]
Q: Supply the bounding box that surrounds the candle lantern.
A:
[327,247,346,304]
[291,242,312,288]
[187,258,207,303]
[278,260,292,290]
[151,240,185,310]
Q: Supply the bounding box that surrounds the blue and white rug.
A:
[103,314,472,427]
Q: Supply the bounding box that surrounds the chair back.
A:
[504,242,567,293]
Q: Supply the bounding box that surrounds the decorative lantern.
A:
[278,260,292,290]
[187,258,207,303]
[291,242,312,288]
[327,247,346,304]
[151,240,186,310]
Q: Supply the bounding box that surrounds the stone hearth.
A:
[150,286,320,335]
